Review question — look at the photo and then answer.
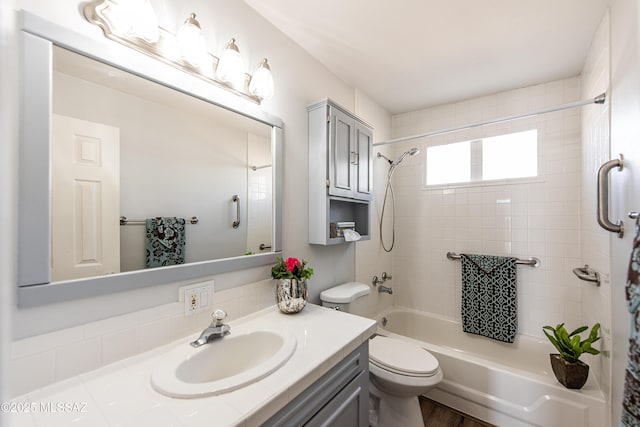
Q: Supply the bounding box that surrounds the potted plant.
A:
[542,322,601,389]
[271,257,314,314]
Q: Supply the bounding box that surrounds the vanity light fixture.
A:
[98,0,159,43]
[216,38,246,89]
[84,0,275,103]
[249,59,275,101]
[176,13,208,67]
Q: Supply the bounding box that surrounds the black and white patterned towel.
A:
[621,217,640,426]
[460,254,518,343]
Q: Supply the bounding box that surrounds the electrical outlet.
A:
[179,281,214,316]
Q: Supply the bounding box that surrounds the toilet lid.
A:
[369,336,439,376]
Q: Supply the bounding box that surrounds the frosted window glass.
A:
[425,129,537,187]
[482,130,537,180]
[426,141,471,185]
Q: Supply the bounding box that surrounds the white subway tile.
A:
[9,351,56,398]
[101,327,141,365]
[84,312,139,338]
[137,302,182,324]
[55,337,102,382]
[12,326,84,360]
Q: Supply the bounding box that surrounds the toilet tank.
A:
[320,282,370,316]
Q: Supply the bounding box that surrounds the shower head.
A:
[391,147,420,168]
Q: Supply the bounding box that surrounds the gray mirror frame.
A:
[17,12,283,307]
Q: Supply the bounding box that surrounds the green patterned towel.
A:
[460,254,517,343]
[145,217,186,268]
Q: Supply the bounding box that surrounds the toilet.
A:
[320,282,443,427]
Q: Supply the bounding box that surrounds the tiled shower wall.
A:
[580,11,611,402]
[389,76,585,338]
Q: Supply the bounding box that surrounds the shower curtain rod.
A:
[373,92,606,147]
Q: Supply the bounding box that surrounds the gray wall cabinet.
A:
[308,99,373,245]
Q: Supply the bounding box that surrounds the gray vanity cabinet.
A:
[265,342,370,427]
[308,99,372,245]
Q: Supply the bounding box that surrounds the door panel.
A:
[355,125,373,199]
[51,114,120,281]
[329,107,355,198]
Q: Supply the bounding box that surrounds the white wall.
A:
[7,0,392,397]
[609,0,640,423]
[390,77,588,340]
[0,0,17,422]
[580,10,612,409]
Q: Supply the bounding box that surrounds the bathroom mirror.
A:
[18,13,283,307]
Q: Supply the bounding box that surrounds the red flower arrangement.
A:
[271,257,314,280]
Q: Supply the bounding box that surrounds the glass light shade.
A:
[176,13,208,67]
[111,0,160,43]
[216,38,246,88]
[249,59,274,100]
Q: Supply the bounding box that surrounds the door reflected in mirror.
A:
[51,46,274,282]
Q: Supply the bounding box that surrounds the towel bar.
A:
[120,216,199,225]
[446,251,540,267]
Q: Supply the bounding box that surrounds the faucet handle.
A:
[381,272,392,281]
[211,309,227,326]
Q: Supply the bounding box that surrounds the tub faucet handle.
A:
[381,272,391,281]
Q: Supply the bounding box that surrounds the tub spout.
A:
[378,285,393,295]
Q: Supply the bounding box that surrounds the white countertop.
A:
[8,304,377,427]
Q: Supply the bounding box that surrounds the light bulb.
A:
[249,58,274,100]
[176,13,208,67]
[216,38,246,89]
[111,0,159,43]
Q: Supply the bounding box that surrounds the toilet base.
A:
[369,381,424,427]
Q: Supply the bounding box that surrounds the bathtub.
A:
[375,307,607,427]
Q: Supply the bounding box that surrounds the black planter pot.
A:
[549,353,589,389]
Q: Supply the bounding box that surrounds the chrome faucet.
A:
[372,272,392,295]
[378,284,393,295]
[190,309,231,348]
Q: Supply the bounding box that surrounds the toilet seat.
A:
[369,336,439,377]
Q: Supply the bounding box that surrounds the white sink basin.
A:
[151,329,297,398]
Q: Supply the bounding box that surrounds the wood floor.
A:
[419,397,496,427]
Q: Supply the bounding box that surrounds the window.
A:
[426,141,471,185]
[426,130,537,186]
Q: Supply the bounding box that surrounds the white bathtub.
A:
[375,307,607,427]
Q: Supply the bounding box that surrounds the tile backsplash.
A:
[9,279,276,398]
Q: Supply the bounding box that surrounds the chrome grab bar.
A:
[596,155,624,238]
[572,265,601,287]
[446,251,540,267]
[232,195,240,229]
